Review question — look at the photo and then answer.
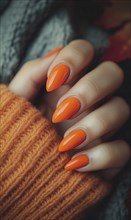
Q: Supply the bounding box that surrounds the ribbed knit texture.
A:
[0,1,131,219]
[0,85,111,220]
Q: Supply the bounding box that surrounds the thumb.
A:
[9,49,62,100]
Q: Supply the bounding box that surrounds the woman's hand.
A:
[9,40,131,179]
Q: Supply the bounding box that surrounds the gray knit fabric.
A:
[0,0,130,219]
[23,9,74,61]
[0,0,108,83]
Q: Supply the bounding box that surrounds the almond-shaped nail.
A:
[52,97,81,123]
[46,63,70,92]
[44,47,63,58]
[58,129,86,152]
[64,155,89,170]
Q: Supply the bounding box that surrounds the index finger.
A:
[46,40,94,92]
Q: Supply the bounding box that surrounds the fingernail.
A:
[64,155,89,170]
[58,129,86,152]
[46,63,70,92]
[52,97,81,123]
[44,47,63,58]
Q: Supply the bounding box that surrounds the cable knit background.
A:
[0,0,131,219]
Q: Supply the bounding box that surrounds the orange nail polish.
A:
[64,155,89,170]
[58,129,86,152]
[46,63,70,92]
[52,97,81,123]
[44,47,63,58]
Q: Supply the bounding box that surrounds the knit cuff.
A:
[0,85,112,220]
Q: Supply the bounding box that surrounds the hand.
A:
[9,40,131,179]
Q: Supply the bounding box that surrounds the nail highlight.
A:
[44,47,63,58]
[64,155,89,170]
[46,63,70,92]
[52,97,81,123]
[58,129,86,152]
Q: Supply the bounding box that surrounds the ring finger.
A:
[58,96,130,152]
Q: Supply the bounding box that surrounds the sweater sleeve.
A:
[0,85,112,220]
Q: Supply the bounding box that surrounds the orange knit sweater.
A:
[0,85,111,220]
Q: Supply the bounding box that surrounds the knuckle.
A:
[100,144,114,165]
[69,39,94,57]
[101,61,124,85]
[93,115,108,132]
[86,78,101,99]
[69,46,84,61]
[22,58,41,71]
[22,61,33,70]
[98,117,108,132]
[114,96,130,118]
[118,140,131,162]
[70,39,93,49]
[98,140,131,169]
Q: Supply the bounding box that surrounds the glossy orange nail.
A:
[44,47,63,58]
[58,129,86,152]
[52,97,81,123]
[64,155,89,170]
[46,63,70,92]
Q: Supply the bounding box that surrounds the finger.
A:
[46,39,94,91]
[64,140,131,175]
[58,96,130,152]
[9,48,62,100]
[52,61,124,123]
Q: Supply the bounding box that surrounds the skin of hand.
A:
[9,40,131,179]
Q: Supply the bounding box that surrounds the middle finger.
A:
[52,61,124,123]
